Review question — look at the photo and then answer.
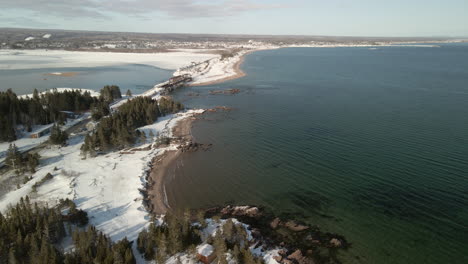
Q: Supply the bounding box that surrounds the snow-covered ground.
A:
[175,47,274,86]
[0,110,203,243]
[0,113,91,165]
[0,49,219,70]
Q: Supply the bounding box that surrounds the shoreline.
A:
[145,49,258,215]
[147,114,197,215]
[189,49,254,87]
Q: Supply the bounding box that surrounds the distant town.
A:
[1,28,464,51]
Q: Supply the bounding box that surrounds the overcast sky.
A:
[0,0,467,37]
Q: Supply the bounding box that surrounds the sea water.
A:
[170,43,468,263]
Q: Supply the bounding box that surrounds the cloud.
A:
[0,0,285,19]
[0,13,55,27]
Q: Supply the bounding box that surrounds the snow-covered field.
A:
[0,49,219,70]
[0,110,203,243]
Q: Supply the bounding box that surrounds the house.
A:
[30,127,51,138]
[196,243,216,264]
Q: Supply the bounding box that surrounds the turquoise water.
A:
[169,44,468,263]
[0,64,172,95]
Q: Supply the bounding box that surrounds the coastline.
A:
[147,114,197,215]
[146,48,257,215]
[189,49,253,87]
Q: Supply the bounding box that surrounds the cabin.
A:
[30,127,51,138]
[196,243,216,264]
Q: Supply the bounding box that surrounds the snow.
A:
[165,253,197,264]
[197,243,214,256]
[0,49,218,70]
[42,34,52,39]
[0,110,203,244]
[24,36,35,41]
[175,52,243,85]
[175,47,275,86]
[0,114,90,166]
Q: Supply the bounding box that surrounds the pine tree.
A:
[5,144,22,170]
[49,124,68,145]
[33,88,40,101]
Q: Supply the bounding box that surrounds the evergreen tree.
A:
[49,124,68,145]
[5,144,22,170]
[26,152,41,173]
[33,88,40,101]
[0,88,99,143]
[100,85,122,103]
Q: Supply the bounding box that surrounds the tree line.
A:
[81,96,184,157]
[0,197,135,264]
[0,85,128,143]
[0,88,99,142]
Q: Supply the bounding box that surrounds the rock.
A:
[287,250,303,261]
[273,255,283,262]
[287,249,315,264]
[270,217,281,229]
[284,220,309,232]
[220,205,261,217]
[330,238,342,248]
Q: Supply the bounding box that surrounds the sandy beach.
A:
[147,115,196,215]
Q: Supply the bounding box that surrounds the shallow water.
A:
[169,43,468,263]
[0,64,172,95]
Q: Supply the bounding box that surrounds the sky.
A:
[0,0,467,37]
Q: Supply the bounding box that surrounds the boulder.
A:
[287,250,304,261]
[221,205,261,217]
[330,238,342,248]
[270,217,281,229]
[273,255,283,262]
[287,249,315,264]
[284,220,309,232]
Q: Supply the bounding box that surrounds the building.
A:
[196,243,216,264]
[30,127,51,138]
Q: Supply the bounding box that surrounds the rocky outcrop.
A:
[274,249,315,264]
[220,205,261,218]
[177,140,212,152]
[209,88,241,95]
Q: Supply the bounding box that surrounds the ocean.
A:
[169,43,468,263]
